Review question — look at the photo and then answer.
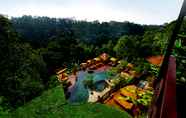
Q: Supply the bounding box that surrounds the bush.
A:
[150,64,159,77]
[119,60,128,68]
[134,66,143,73]
[47,75,59,88]
[106,67,118,78]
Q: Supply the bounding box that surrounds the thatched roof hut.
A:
[99,53,109,61]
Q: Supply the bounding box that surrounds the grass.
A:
[11,85,132,118]
[61,103,132,118]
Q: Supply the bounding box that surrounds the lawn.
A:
[11,85,131,118]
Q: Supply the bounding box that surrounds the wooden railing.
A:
[149,56,177,118]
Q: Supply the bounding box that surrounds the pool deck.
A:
[94,65,111,73]
[67,74,77,91]
[88,87,111,102]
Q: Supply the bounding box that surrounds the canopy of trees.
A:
[0,16,48,108]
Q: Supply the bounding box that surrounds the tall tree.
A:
[0,15,47,108]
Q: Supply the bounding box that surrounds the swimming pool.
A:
[68,71,109,103]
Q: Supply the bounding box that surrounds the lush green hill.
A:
[12,86,131,118]
[12,86,66,118]
[11,16,146,47]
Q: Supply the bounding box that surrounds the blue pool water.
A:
[94,81,107,92]
[68,71,109,103]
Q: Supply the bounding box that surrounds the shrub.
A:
[47,75,59,88]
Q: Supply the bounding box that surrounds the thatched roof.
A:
[110,57,117,62]
[100,53,109,61]
[56,68,67,75]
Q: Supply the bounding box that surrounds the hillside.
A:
[11,16,146,47]
[11,86,131,118]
